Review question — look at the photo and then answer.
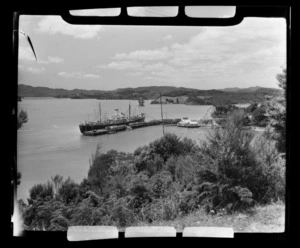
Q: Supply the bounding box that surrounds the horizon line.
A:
[18,83,280,92]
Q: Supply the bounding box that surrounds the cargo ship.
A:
[79,102,145,133]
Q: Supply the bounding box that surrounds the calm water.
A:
[17,98,215,201]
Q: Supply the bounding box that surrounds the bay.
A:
[17,98,215,201]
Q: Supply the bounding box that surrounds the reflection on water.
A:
[17,98,214,201]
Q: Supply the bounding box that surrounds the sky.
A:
[18,7,286,91]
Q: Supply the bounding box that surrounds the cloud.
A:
[19,65,45,74]
[142,62,165,71]
[19,46,65,65]
[162,34,173,41]
[58,72,78,78]
[58,71,100,79]
[48,56,64,63]
[37,56,64,64]
[99,61,143,70]
[27,67,45,74]
[37,16,103,39]
[127,71,143,76]
[113,47,170,61]
[83,74,100,78]
[99,18,286,89]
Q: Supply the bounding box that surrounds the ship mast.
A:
[99,101,101,122]
[160,92,165,135]
[129,101,131,120]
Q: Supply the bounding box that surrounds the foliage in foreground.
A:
[19,116,285,230]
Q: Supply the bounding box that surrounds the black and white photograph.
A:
[14,5,287,236]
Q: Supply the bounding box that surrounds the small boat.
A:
[177,117,200,128]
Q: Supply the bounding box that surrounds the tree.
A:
[149,133,182,162]
[51,175,64,196]
[251,103,269,127]
[16,171,21,186]
[212,104,238,119]
[88,145,115,195]
[29,182,54,201]
[266,68,287,153]
[196,109,259,211]
[17,109,28,129]
[16,109,28,188]
[276,68,287,93]
[58,178,80,204]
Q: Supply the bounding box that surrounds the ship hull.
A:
[177,124,200,128]
[79,116,145,133]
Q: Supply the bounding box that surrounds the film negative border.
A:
[67,226,234,241]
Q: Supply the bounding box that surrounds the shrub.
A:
[128,172,152,210]
[17,109,28,129]
[29,182,54,200]
[195,110,262,212]
[88,146,116,195]
[212,104,238,119]
[58,178,80,204]
[111,198,136,227]
[253,134,286,202]
[141,197,177,222]
[149,171,173,198]
[48,214,69,231]
[178,190,199,214]
[174,155,198,187]
[149,133,182,162]
[267,69,286,153]
[180,137,198,154]
[70,193,108,226]
[252,104,268,127]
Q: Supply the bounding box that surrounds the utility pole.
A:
[99,101,101,122]
[160,92,165,135]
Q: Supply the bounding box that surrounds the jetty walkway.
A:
[82,118,181,136]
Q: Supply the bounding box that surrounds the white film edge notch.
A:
[67,226,119,241]
[183,227,234,238]
[125,226,177,238]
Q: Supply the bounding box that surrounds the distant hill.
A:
[220,86,275,93]
[18,84,281,105]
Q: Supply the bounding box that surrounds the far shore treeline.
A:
[18,84,281,106]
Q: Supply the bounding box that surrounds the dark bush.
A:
[29,182,54,200]
[195,110,263,211]
[58,178,80,204]
[149,133,182,162]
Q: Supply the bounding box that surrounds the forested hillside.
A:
[18,84,281,105]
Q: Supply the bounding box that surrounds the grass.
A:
[119,201,285,233]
